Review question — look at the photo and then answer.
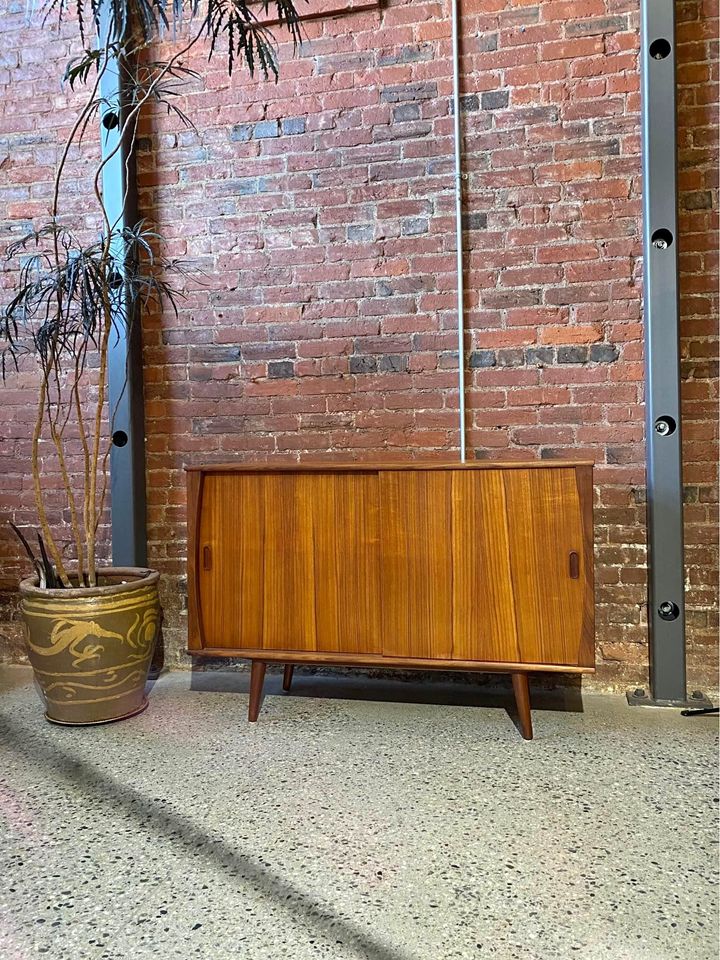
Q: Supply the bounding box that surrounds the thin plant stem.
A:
[31,376,71,587]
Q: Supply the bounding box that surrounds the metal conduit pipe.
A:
[451,0,466,462]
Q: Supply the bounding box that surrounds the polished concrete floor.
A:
[0,664,717,960]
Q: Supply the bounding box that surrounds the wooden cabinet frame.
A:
[187,461,595,738]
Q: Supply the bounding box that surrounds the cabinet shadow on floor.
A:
[187,665,585,734]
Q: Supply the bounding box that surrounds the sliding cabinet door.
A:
[501,467,593,667]
[379,467,592,667]
[197,471,381,653]
[450,470,523,663]
[452,467,592,667]
[197,472,268,650]
[379,471,454,659]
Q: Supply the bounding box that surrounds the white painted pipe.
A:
[451,0,466,462]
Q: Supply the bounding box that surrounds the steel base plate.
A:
[626,688,713,709]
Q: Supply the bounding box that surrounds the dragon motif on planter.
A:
[24,608,159,668]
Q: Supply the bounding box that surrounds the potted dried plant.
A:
[1,0,300,723]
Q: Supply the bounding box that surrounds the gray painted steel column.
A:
[98,17,148,567]
[640,0,686,701]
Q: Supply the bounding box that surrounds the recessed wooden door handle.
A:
[203,545,212,571]
[569,551,580,579]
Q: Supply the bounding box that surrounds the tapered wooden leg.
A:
[511,672,533,740]
[282,664,294,692]
[248,661,267,722]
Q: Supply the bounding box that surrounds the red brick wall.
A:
[1,0,718,691]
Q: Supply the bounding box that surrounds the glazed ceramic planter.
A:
[19,567,160,725]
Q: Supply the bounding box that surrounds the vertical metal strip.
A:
[451,0,466,463]
[641,0,686,700]
[98,9,148,567]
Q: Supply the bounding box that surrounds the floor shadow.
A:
[0,711,415,960]
[189,664,586,731]
[146,614,166,686]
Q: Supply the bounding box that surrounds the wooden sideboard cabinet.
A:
[186,461,595,738]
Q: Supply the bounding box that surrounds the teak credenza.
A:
[186,461,595,739]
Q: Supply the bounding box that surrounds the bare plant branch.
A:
[2,0,301,587]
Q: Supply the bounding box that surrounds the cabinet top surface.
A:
[186,459,594,474]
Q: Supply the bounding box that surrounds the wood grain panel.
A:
[261,474,317,650]
[198,474,265,649]
[187,470,204,650]
[379,471,453,659]
[310,473,381,653]
[502,468,587,665]
[451,470,521,662]
[191,461,595,672]
[575,464,596,667]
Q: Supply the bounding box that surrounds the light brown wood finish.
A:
[451,469,521,663]
[194,647,594,674]
[261,474,316,650]
[309,473,381,654]
[379,471,453,659]
[186,470,204,651]
[511,672,533,740]
[196,473,266,649]
[187,461,595,734]
[502,468,590,666]
[576,464,596,666]
[248,660,266,722]
[195,472,381,654]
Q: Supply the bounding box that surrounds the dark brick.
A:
[380,82,438,103]
[525,347,555,366]
[234,178,261,196]
[483,289,541,308]
[497,349,525,367]
[681,191,713,210]
[469,350,497,368]
[374,120,432,142]
[268,360,294,378]
[281,117,306,136]
[481,90,509,111]
[253,120,279,139]
[558,346,589,364]
[191,416,245,435]
[463,212,487,230]
[393,103,421,123]
[378,45,433,66]
[589,343,619,363]
[607,446,634,465]
[566,16,627,36]
[557,138,620,159]
[230,124,252,141]
[683,485,700,504]
[348,223,374,242]
[401,217,429,236]
[379,354,409,373]
[460,94,480,113]
[191,345,242,362]
[349,356,377,374]
[317,52,373,74]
